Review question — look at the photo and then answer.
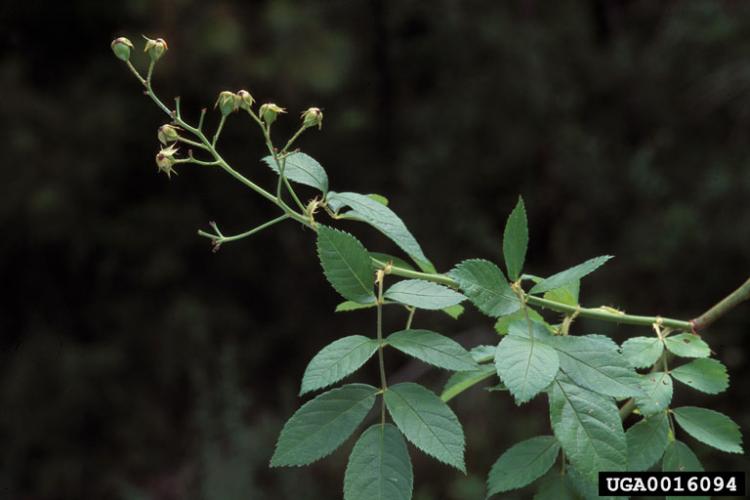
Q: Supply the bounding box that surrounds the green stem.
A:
[691,276,750,332]
[212,115,226,147]
[282,125,308,154]
[405,307,416,330]
[376,274,388,425]
[198,215,290,245]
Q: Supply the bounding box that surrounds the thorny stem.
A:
[376,271,388,425]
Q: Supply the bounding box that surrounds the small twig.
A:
[691,276,750,333]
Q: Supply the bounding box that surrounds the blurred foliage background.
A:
[1,0,749,498]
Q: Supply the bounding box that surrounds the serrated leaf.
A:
[566,466,627,500]
[534,471,578,500]
[300,336,379,395]
[449,259,521,317]
[494,308,544,335]
[634,371,673,416]
[672,406,743,453]
[548,335,643,399]
[529,256,613,294]
[386,329,477,371]
[502,196,528,281]
[549,376,627,482]
[626,413,670,471]
[336,301,379,313]
[384,279,465,310]
[507,318,554,339]
[270,384,378,467]
[470,345,497,363]
[263,151,328,192]
[495,335,559,404]
[543,280,580,307]
[441,365,496,402]
[487,436,560,496]
[662,441,709,500]
[664,333,710,358]
[326,191,434,272]
[369,252,415,272]
[344,423,413,500]
[384,382,466,472]
[317,225,375,303]
[671,358,729,394]
[621,336,664,369]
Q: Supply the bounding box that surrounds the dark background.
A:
[1,0,749,498]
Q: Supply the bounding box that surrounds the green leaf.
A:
[507,318,554,339]
[366,193,389,206]
[263,152,328,193]
[270,384,378,467]
[326,191,434,272]
[502,196,528,281]
[672,406,743,453]
[441,365,496,402]
[495,335,559,404]
[626,413,670,471]
[529,256,613,294]
[662,440,709,500]
[470,344,498,363]
[548,335,643,399]
[664,333,710,358]
[300,336,379,395]
[662,440,704,472]
[487,436,560,496]
[449,259,521,318]
[384,279,465,310]
[494,308,544,335]
[344,423,413,500]
[369,252,415,271]
[317,225,375,303]
[386,329,477,371]
[634,372,673,417]
[671,358,729,394]
[549,376,627,482]
[534,472,578,500]
[543,280,580,307]
[335,301,379,313]
[566,466,627,500]
[442,304,465,320]
[620,336,664,369]
[384,382,466,472]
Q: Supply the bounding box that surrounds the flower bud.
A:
[111,37,134,62]
[301,107,323,130]
[214,91,240,117]
[259,103,286,125]
[143,36,168,62]
[155,144,179,178]
[157,124,180,145]
[237,90,255,111]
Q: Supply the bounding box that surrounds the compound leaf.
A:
[529,256,613,295]
[621,336,664,369]
[548,335,642,399]
[270,384,378,467]
[449,259,521,317]
[384,279,465,310]
[634,371,673,417]
[626,413,670,471]
[326,191,434,272]
[384,382,466,472]
[671,358,729,394]
[672,406,743,454]
[263,151,328,193]
[300,336,379,395]
[495,335,559,404]
[664,333,710,359]
[441,365,496,402]
[386,329,477,371]
[344,423,413,500]
[549,376,627,482]
[487,436,560,496]
[317,225,375,303]
[502,197,528,281]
